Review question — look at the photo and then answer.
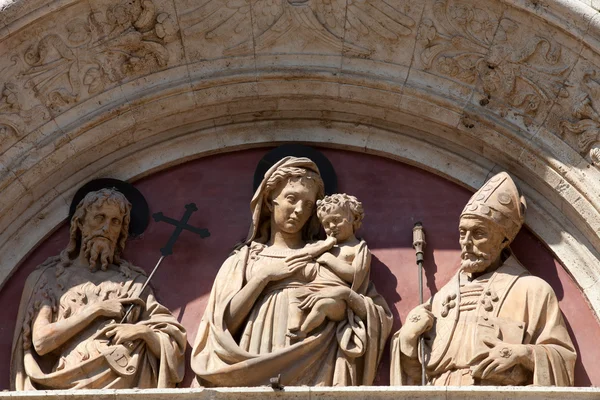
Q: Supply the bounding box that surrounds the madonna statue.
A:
[191,156,392,386]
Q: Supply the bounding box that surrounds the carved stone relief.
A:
[416,0,571,121]
[560,71,600,167]
[178,0,416,60]
[0,0,599,343]
[0,76,51,154]
[191,157,393,387]
[0,0,182,195]
[21,0,179,114]
[0,0,181,133]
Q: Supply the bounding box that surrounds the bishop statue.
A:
[390,172,577,386]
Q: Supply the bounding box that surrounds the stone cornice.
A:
[0,386,599,398]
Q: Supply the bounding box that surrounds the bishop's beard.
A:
[460,248,492,274]
[82,235,116,272]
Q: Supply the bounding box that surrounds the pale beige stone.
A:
[11,189,186,390]
[0,386,600,399]
[391,172,576,386]
[191,157,392,386]
[0,0,599,355]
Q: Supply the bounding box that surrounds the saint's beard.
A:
[82,234,117,272]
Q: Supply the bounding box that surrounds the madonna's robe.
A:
[191,241,393,386]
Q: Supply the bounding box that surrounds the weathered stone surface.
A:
[1,386,600,399]
[0,0,599,348]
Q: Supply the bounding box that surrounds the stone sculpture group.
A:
[11,156,576,390]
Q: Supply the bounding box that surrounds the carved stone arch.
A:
[0,0,599,320]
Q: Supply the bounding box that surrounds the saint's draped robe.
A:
[11,259,187,390]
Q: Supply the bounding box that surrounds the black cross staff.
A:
[120,203,210,323]
[152,203,210,256]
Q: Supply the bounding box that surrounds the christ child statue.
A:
[286,193,366,340]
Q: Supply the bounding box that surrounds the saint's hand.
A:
[469,337,532,379]
[105,324,152,345]
[299,286,350,310]
[90,298,144,319]
[90,299,125,319]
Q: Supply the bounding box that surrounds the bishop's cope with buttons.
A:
[391,172,577,387]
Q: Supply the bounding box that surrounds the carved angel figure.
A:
[180,0,415,56]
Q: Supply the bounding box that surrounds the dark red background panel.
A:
[0,148,597,388]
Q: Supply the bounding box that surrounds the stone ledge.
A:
[1,387,599,399]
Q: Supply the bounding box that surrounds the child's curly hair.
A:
[316,193,364,232]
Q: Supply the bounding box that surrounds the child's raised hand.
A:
[324,235,337,247]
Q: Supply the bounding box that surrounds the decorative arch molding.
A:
[0,0,599,318]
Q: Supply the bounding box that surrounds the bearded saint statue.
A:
[11,188,186,390]
[390,172,577,386]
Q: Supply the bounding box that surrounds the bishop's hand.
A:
[398,303,434,359]
[404,304,434,338]
[469,337,533,379]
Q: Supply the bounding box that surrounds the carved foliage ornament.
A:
[0,80,49,143]
[418,0,569,117]
[19,0,178,113]
[560,71,600,167]
[180,0,415,57]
